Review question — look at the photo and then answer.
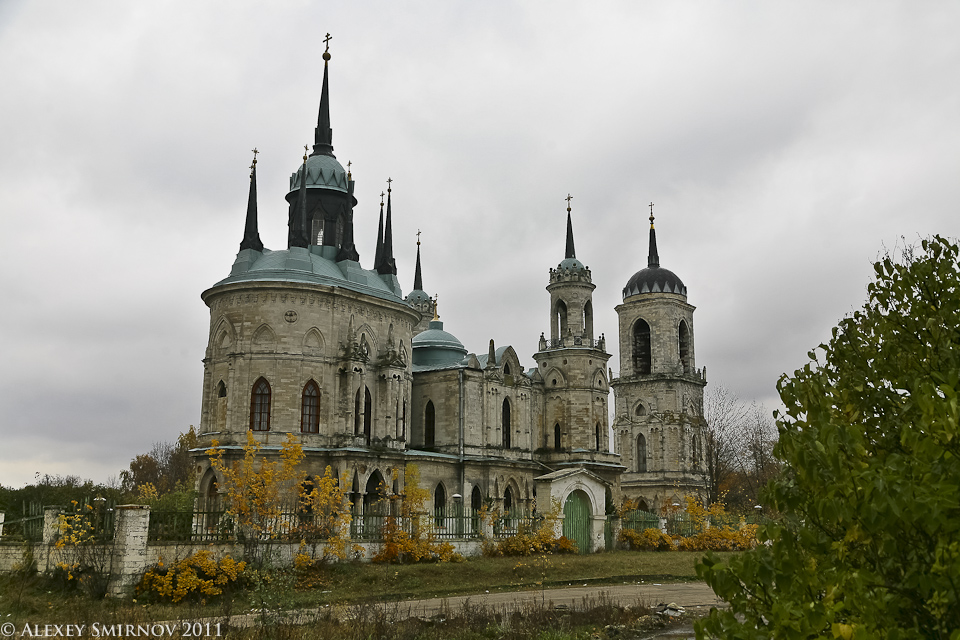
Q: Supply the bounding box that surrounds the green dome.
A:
[406,289,431,305]
[288,154,348,194]
[412,320,467,366]
[558,257,586,271]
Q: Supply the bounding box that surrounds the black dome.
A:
[623,266,687,299]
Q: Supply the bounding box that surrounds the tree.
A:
[697,236,960,639]
[120,426,198,495]
[702,383,750,508]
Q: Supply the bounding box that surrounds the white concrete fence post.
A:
[0,511,5,537]
[107,505,151,598]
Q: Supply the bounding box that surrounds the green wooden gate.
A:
[562,490,592,554]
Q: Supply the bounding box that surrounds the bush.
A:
[138,550,246,603]
[483,523,579,557]
[619,527,675,551]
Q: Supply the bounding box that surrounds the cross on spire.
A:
[323,33,332,53]
[380,191,385,205]
[251,147,259,164]
[565,193,573,212]
[417,229,421,246]
[387,177,393,192]
[303,144,309,162]
[649,202,655,227]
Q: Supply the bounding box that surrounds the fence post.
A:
[42,506,64,545]
[0,511,4,537]
[107,505,151,598]
[658,517,667,535]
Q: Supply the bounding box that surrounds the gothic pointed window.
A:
[424,401,436,448]
[250,377,271,431]
[434,483,446,527]
[555,299,568,339]
[679,320,690,374]
[636,433,648,472]
[554,423,562,450]
[583,300,593,339]
[633,319,652,375]
[301,381,320,433]
[502,399,512,448]
[595,423,601,451]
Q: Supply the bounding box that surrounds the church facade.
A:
[192,48,708,543]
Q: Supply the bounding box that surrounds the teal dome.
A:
[558,257,586,271]
[288,154,348,194]
[412,320,467,366]
[209,246,403,303]
[406,289,431,305]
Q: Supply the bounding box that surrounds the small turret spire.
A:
[564,194,576,259]
[290,146,310,248]
[378,178,397,275]
[413,230,424,291]
[312,33,335,157]
[239,149,264,252]
[374,192,384,269]
[647,202,659,268]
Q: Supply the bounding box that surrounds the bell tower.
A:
[533,198,615,472]
[611,206,707,511]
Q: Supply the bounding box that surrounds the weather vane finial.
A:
[565,193,573,213]
[649,202,655,228]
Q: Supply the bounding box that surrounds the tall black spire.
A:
[239,149,264,252]
[564,194,576,259]
[374,192,384,269]
[378,179,397,275]
[312,34,335,157]
[647,203,659,268]
[413,232,423,291]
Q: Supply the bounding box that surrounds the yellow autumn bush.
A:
[138,550,246,602]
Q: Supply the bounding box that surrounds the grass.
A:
[0,550,731,637]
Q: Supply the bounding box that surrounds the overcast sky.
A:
[1,1,958,488]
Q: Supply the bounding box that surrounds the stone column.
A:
[107,505,151,598]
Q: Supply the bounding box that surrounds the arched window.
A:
[633,319,651,375]
[503,362,511,376]
[354,386,371,443]
[434,483,446,527]
[595,422,601,451]
[471,486,483,512]
[301,381,320,433]
[554,423,562,450]
[636,433,647,472]
[401,401,407,439]
[502,398,512,448]
[250,377,271,431]
[503,486,514,513]
[692,434,701,469]
[424,401,436,448]
[556,299,568,338]
[679,320,690,374]
[217,381,227,398]
[583,300,593,338]
[635,402,647,417]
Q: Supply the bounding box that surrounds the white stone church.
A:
[191,47,707,551]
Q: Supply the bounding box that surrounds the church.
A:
[192,45,708,548]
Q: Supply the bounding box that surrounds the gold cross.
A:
[347,160,352,172]
[303,144,309,162]
[324,33,332,52]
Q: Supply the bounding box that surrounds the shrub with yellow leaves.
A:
[138,550,247,603]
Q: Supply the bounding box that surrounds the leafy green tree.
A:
[697,236,960,640]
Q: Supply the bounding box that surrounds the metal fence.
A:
[621,509,660,533]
